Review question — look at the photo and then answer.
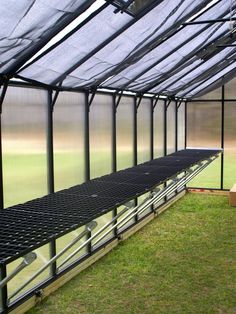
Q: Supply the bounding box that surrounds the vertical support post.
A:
[85,91,92,253]
[0,264,7,312]
[47,90,56,277]
[175,101,178,152]
[0,80,9,210]
[47,90,55,194]
[0,114,4,211]
[150,99,154,160]
[112,95,117,173]
[164,100,168,201]
[133,96,138,166]
[221,85,225,190]
[184,101,187,149]
[112,94,118,237]
[85,92,90,182]
[133,96,138,222]
[164,100,167,156]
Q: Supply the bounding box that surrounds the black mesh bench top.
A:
[0,149,221,265]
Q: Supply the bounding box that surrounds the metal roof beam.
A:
[142,29,235,93]
[6,0,98,77]
[95,0,212,88]
[181,61,236,98]
[118,0,222,90]
[37,1,163,86]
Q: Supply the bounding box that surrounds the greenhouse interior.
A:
[0,0,235,313]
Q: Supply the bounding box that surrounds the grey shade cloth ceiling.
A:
[0,0,236,99]
[0,0,96,74]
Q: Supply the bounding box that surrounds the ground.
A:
[27,193,236,314]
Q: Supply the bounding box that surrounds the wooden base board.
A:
[187,188,229,196]
[9,191,185,314]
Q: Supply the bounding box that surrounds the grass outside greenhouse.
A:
[3,152,236,208]
[25,193,236,314]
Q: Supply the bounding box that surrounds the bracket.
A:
[0,79,9,114]
[49,89,60,112]
[114,91,123,109]
[152,95,160,111]
[177,99,183,110]
[113,0,135,14]
[0,252,37,289]
[136,93,144,111]
[8,221,97,300]
[165,99,172,110]
[88,88,97,109]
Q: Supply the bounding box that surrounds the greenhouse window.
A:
[111,0,155,16]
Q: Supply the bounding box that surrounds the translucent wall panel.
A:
[178,103,185,150]
[117,96,134,171]
[195,87,221,100]
[154,100,164,158]
[90,94,113,179]
[187,102,221,188]
[2,86,47,207]
[225,77,236,99]
[117,201,136,232]
[54,92,85,191]
[7,244,50,303]
[167,102,176,154]
[92,211,114,249]
[187,102,221,148]
[137,98,151,163]
[224,102,236,189]
[56,226,87,271]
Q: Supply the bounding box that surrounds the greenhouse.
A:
[0,0,235,313]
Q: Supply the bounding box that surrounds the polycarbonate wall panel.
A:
[192,87,222,101]
[7,244,50,303]
[90,94,113,179]
[187,102,221,188]
[187,102,221,147]
[225,77,236,99]
[53,92,85,191]
[2,86,47,208]
[137,98,151,164]
[167,102,176,154]
[178,103,185,150]
[224,102,236,189]
[117,96,134,171]
[154,100,164,158]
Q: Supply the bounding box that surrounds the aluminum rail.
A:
[8,221,97,300]
[7,154,219,301]
[93,158,215,243]
[0,253,37,289]
[59,156,217,269]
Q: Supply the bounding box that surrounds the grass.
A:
[3,151,236,208]
[27,193,236,314]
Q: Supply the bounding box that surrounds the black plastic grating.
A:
[95,182,150,199]
[95,171,141,184]
[59,180,118,196]
[0,149,221,264]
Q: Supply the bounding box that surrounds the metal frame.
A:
[187,84,230,191]
[94,0,213,88]
[0,80,9,211]
[0,77,232,313]
[142,29,235,94]
[5,0,99,77]
[118,0,222,91]
[0,153,219,313]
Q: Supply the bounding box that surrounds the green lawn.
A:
[27,193,236,314]
[3,152,236,208]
